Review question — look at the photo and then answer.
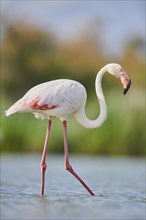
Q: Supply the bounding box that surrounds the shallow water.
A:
[1,154,145,220]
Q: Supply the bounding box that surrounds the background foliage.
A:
[1,21,145,156]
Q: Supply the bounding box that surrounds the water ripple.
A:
[1,155,145,220]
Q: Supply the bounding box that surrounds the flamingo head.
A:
[107,63,131,95]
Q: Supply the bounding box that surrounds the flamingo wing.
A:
[5,79,86,119]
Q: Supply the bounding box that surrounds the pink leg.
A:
[62,120,95,196]
[40,120,52,195]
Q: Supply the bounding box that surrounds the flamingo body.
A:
[5,79,86,120]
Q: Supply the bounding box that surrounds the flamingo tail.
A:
[5,99,25,116]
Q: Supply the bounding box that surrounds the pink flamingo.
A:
[5,63,131,196]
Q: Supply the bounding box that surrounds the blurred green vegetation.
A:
[1,22,145,156]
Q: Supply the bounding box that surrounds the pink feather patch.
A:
[30,97,58,110]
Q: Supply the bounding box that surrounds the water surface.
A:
[1,154,145,219]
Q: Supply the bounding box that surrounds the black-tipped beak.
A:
[123,79,131,95]
[120,71,131,95]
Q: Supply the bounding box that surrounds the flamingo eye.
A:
[120,69,125,76]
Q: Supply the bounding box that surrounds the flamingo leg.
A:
[62,120,95,196]
[40,119,52,195]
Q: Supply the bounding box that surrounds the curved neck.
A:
[74,66,107,128]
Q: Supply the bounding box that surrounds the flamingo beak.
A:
[120,71,131,95]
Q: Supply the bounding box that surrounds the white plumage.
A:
[5,79,86,120]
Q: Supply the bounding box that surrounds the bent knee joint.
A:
[65,163,74,172]
[40,162,47,171]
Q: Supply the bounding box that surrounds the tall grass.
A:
[1,88,145,156]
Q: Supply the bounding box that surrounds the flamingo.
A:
[5,63,131,196]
